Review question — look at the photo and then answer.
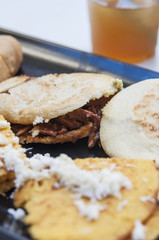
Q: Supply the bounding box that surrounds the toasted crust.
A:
[14,157,158,240]
[0,73,123,125]
[0,35,23,78]
[100,78,159,161]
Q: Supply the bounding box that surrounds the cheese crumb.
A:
[109,163,116,171]
[74,199,107,221]
[142,178,148,183]
[33,116,44,125]
[125,163,136,167]
[117,199,128,211]
[44,119,49,123]
[0,120,10,129]
[0,133,9,145]
[8,208,25,220]
[140,196,156,204]
[32,129,40,138]
[132,220,146,240]
[11,136,19,144]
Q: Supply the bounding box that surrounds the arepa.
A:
[100,78,159,161]
[0,115,26,193]
[14,157,159,240]
[0,73,122,147]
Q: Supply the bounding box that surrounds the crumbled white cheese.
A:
[132,220,147,240]
[54,182,61,189]
[99,162,107,165]
[74,199,107,221]
[44,119,49,123]
[0,133,8,145]
[32,129,40,138]
[13,153,131,201]
[142,178,148,183]
[117,199,128,211]
[85,162,90,165]
[0,120,10,129]
[0,143,133,200]
[125,163,136,167]
[33,116,44,125]
[0,143,26,171]
[140,196,156,204]
[8,208,25,220]
[50,154,132,200]
[109,163,116,171]
[11,136,19,144]
[88,165,95,169]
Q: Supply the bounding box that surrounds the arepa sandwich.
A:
[0,73,122,147]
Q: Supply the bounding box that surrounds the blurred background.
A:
[0,0,158,72]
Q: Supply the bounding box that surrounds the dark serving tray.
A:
[0,28,159,240]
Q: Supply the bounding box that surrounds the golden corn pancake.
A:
[14,157,159,240]
[138,205,159,240]
[0,115,26,193]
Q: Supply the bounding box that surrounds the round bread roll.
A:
[0,35,23,82]
[100,78,159,161]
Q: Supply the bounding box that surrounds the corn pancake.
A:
[0,115,26,193]
[14,157,159,240]
[144,205,159,240]
[127,205,159,240]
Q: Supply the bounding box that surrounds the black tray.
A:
[0,28,159,240]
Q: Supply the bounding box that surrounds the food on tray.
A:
[14,156,158,240]
[0,73,122,147]
[0,75,28,93]
[0,114,159,240]
[100,78,159,161]
[0,35,23,82]
[143,205,159,240]
[0,115,26,193]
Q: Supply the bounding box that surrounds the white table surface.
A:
[0,0,159,72]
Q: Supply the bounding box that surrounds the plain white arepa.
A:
[100,78,159,161]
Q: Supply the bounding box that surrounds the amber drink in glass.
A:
[88,0,159,63]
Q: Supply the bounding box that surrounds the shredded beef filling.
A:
[11,96,112,148]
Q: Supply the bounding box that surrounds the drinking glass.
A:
[88,0,159,63]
